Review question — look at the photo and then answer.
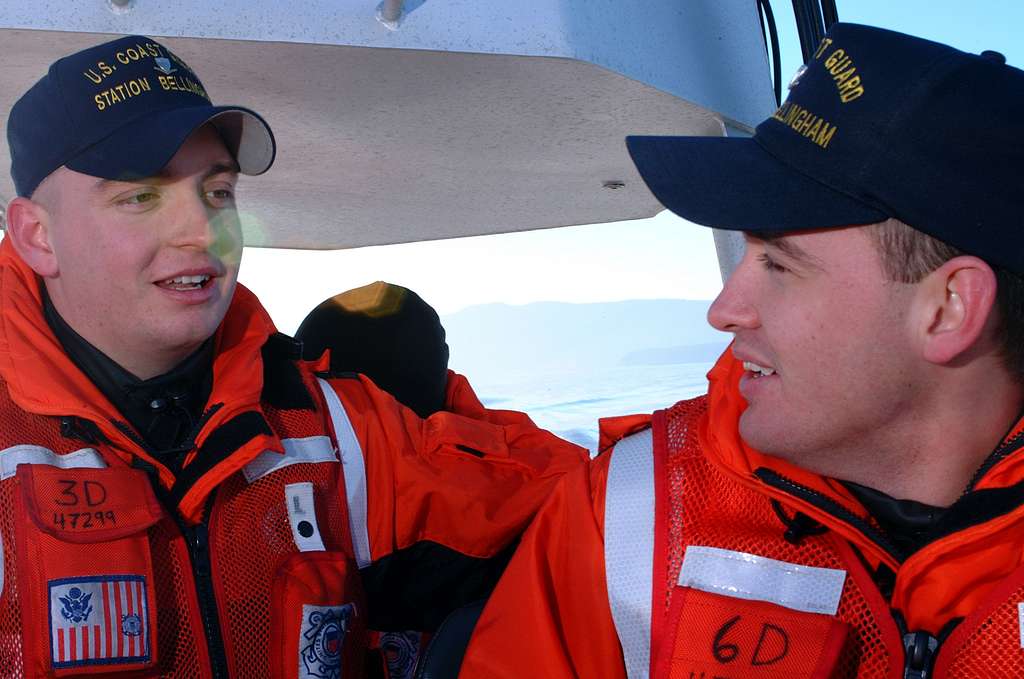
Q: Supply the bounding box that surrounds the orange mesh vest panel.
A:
[645,397,1024,678]
[0,358,364,679]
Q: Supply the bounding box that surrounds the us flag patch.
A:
[48,575,150,669]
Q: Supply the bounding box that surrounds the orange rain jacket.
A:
[460,349,1024,679]
[0,238,587,678]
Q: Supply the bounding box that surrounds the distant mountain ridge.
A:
[620,341,729,366]
[442,299,729,381]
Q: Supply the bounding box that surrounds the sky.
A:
[239,1,1024,333]
[240,210,724,331]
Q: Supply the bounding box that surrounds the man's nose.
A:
[171,194,240,257]
[707,258,759,332]
[170,193,216,247]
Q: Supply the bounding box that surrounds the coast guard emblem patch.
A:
[153,57,177,75]
[299,603,356,679]
[49,575,150,669]
[380,631,421,679]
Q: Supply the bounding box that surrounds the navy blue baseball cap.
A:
[8,35,275,197]
[627,23,1024,274]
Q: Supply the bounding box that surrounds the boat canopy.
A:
[0,0,776,250]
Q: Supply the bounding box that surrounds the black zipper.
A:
[60,416,111,445]
[182,497,230,679]
[755,467,903,561]
[901,630,938,679]
[893,611,960,679]
[131,449,230,677]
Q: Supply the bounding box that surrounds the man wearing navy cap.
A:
[462,23,1024,678]
[0,36,584,677]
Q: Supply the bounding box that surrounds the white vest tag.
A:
[679,546,846,615]
[285,483,326,552]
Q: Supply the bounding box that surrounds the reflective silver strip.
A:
[679,546,846,615]
[243,435,338,484]
[285,482,327,552]
[317,378,371,569]
[603,428,655,679]
[1017,602,1024,648]
[0,445,106,480]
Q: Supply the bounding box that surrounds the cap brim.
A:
[626,135,887,232]
[66,105,275,182]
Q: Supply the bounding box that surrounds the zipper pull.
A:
[190,523,211,575]
[903,630,939,679]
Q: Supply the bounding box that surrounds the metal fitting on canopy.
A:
[377,0,405,30]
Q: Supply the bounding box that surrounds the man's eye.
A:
[206,188,235,205]
[757,253,788,273]
[119,192,158,206]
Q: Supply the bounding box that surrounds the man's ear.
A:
[5,196,59,277]
[914,256,997,365]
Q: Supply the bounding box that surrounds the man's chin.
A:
[155,317,222,357]
[738,411,787,456]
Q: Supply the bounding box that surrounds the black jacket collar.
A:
[42,286,213,455]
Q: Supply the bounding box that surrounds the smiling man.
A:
[461,23,1024,678]
[23,127,241,382]
[0,36,584,678]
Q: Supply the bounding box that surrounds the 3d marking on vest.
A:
[48,575,150,669]
[299,603,356,679]
[678,546,846,615]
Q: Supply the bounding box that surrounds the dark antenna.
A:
[757,0,839,107]
[757,0,783,107]
[791,0,840,63]
[821,0,840,32]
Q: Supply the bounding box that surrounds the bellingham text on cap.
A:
[627,23,1024,275]
[7,35,275,197]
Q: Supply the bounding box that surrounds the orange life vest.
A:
[459,348,1024,678]
[0,336,374,678]
[0,238,586,678]
[603,353,1024,678]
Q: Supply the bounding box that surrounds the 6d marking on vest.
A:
[679,615,792,679]
[656,588,849,677]
[711,615,790,667]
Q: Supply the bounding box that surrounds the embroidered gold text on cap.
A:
[771,101,837,149]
